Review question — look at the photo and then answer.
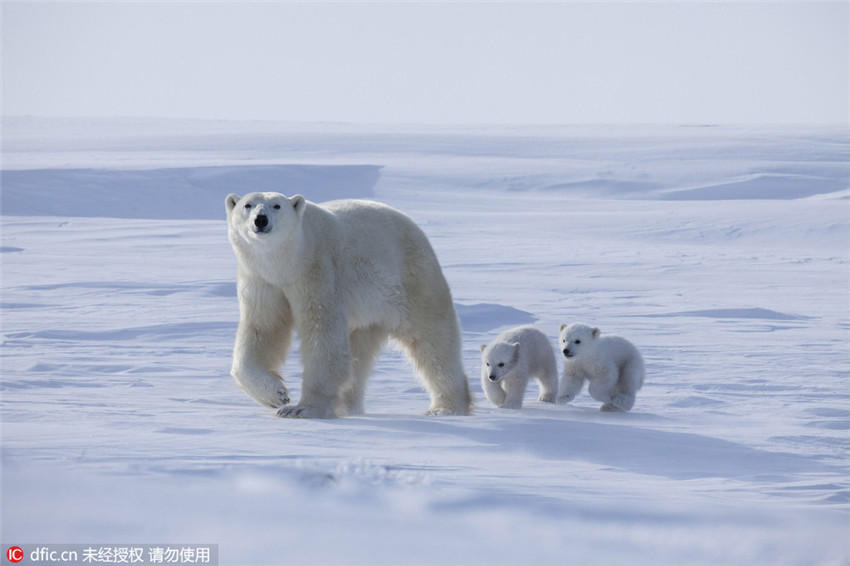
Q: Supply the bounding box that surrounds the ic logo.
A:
[6,546,24,563]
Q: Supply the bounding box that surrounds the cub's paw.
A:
[609,393,635,412]
[556,393,576,404]
[600,403,625,412]
[539,393,557,403]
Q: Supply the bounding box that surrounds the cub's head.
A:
[225,192,306,244]
[479,341,520,382]
[559,323,599,359]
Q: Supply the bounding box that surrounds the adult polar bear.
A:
[226,192,472,418]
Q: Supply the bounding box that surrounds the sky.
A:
[2,1,848,125]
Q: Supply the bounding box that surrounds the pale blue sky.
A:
[2,2,848,124]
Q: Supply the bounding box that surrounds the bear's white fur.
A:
[226,192,472,418]
[480,325,558,409]
[557,323,645,412]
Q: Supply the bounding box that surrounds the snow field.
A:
[1,119,848,564]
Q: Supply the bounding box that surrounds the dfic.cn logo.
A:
[6,546,24,563]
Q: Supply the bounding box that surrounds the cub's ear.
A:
[226,194,241,213]
[512,342,521,356]
[559,323,567,332]
[290,194,306,218]
[480,344,487,353]
[592,327,600,338]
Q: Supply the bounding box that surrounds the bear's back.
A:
[498,325,547,347]
[321,199,437,265]
[597,334,641,364]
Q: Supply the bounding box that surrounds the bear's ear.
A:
[560,323,567,332]
[480,344,487,353]
[592,327,600,338]
[226,194,241,213]
[290,194,306,218]
[511,342,521,357]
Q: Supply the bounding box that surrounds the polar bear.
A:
[226,192,472,418]
[557,323,645,412]
[480,325,558,409]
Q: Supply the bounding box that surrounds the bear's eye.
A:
[498,362,505,368]
[485,363,490,367]
[244,203,252,209]
[574,339,581,344]
[273,204,281,209]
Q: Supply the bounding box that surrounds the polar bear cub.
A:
[480,325,559,409]
[557,323,645,412]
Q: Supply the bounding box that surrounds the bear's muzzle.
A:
[254,214,270,232]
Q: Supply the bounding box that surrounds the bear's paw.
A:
[276,404,336,419]
[258,384,291,409]
[556,393,576,404]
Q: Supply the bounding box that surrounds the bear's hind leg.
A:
[607,392,636,412]
[394,318,471,416]
[537,356,559,403]
[602,360,642,412]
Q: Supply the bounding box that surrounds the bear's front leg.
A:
[557,371,585,404]
[277,306,351,419]
[231,325,292,409]
[231,278,294,409]
[500,375,528,409]
[482,372,507,408]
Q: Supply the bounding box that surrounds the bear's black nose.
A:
[254,215,269,229]
[489,374,497,382]
[563,348,571,357]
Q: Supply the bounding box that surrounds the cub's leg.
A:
[605,392,636,412]
[606,355,644,412]
[482,374,507,408]
[500,375,528,409]
[536,354,559,403]
[588,364,620,411]
[557,371,585,404]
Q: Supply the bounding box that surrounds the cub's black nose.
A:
[563,348,571,357]
[254,215,269,229]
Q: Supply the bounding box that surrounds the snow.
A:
[2,117,849,565]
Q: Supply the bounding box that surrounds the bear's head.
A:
[479,341,520,382]
[226,192,306,245]
[559,323,599,359]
